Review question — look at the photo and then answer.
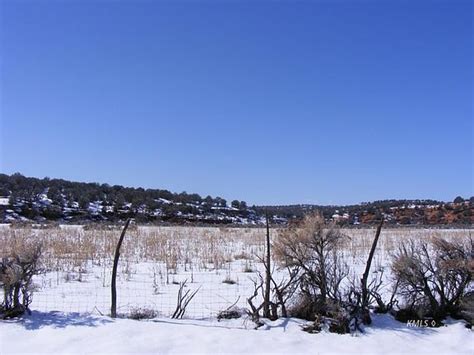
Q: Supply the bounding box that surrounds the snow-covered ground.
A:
[1,311,472,354]
[0,225,472,354]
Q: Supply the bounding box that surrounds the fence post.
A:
[360,216,384,324]
[111,218,131,318]
[263,210,271,318]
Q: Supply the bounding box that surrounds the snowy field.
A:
[0,225,472,354]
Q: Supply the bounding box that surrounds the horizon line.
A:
[2,171,468,207]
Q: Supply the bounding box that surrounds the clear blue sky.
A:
[1,0,472,205]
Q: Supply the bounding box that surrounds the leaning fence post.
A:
[111,218,131,318]
[360,216,384,324]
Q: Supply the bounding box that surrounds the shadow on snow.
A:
[4,310,112,330]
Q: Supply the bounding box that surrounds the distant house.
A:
[332,211,349,221]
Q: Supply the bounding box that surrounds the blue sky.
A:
[1,0,472,205]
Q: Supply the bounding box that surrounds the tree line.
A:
[0,173,472,225]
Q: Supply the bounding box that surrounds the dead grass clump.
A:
[217,307,242,321]
[222,277,237,285]
[129,307,158,320]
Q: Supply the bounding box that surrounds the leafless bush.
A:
[246,265,299,324]
[286,217,394,333]
[217,308,242,320]
[171,279,200,319]
[246,215,299,324]
[458,291,474,327]
[0,242,43,318]
[217,297,244,321]
[345,268,398,332]
[274,213,349,319]
[392,237,473,321]
[300,305,351,334]
[344,219,396,330]
[129,307,158,320]
[360,268,398,315]
[288,293,322,321]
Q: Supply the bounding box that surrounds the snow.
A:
[0,312,471,354]
[0,197,9,206]
[29,258,263,317]
[88,202,103,215]
[1,226,472,354]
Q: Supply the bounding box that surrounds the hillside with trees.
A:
[0,173,472,226]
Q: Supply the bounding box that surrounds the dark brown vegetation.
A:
[392,237,473,323]
[257,213,473,334]
[0,243,42,318]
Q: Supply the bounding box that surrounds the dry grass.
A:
[0,225,270,280]
[0,224,470,282]
[0,224,471,318]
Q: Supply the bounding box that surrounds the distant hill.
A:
[0,173,472,226]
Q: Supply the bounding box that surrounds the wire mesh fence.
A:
[2,225,269,319]
[32,257,261,319]
[2,224,469,320]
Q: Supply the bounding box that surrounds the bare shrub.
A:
[129,307,158,320]
[0,242,43,318]
[288,293,321,321]
[246,265,299,324]
[217,308,242,321]
[171,279,200,319]
[217,299,244,321]
[344,219,397,330]
[282,217,396,333]
[246,216,299,324]
[354,267,398,315]
[458,291,474,327]
[274,213,349,319]
[392,237,473,321]
[246,274,265,325]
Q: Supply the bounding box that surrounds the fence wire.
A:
[5,225,467,319]
[33,255,263,319]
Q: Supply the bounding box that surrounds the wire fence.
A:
[0,225,272,319]
[32,256,263,319]
[4,225,469,319]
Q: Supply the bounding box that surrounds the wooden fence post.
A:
[360,217,384,323]
[263,210,271,318]
[111,218,131,318]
